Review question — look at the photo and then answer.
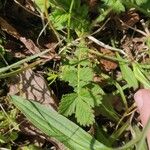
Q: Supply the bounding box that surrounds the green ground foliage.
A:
[0,0,150,149]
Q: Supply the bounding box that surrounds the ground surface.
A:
[0,0,150,149]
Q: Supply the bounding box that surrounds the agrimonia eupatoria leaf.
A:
[102,0,125,13]
[61,65,93,89]
[50,10,69,30]
[59,42,104,126]
[11,95,111,150]
[59,84,104,126]
[75,98,94,126]
[58,93,77,116]
[60,65,78,87]
[60,43,93,90]
[49,0,90,33]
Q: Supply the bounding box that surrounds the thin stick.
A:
[90,49,129,63]
[91,18,110,36]
[88,35,127,56]
[44,0,61,42]
[14,0,41,18]
[67,0,74,41]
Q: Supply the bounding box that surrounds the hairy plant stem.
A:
[89,49,129,63]
[67,0,74,42]
[0,60,43,79]
[77,44,81,95]
[0,41,62,74]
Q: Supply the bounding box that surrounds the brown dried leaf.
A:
[121,36,149,61]
[0,17,57,58]
[115,10,140,30]
[99,48,118,71]
[9,69,58,109]
[0,17,20,39]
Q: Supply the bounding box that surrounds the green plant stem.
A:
[137,118,150,150]
[0,104,12,123]
[116,118,150,150]
[0,53,9,66]
[93,8,112,24]
[44,0,61,42]
[89,49,129,63]
[0,60,42,79]
[0,41,61,74]
[113,81,128,110]
[77,42,81,95]
[67,0,74,42]
[115,104,136,130]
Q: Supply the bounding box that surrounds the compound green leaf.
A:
[60,65,77,87]
[59,84,103,126]
[102,0,125,13]
[59,93,77,116]
[75,98,94,126]
[50,10,69,30]
[79,85,103,107]
[59,42,103,126]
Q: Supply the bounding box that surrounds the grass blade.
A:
[10,95,111,150]
[0,42,61,74]
[117,54,138,89]
[133,62,150,89]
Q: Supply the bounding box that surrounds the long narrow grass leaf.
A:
[117,53,138,89]
[0,42,61,74]
[10,95,111,150]
[133,63,150,89]
[137,118,150,150]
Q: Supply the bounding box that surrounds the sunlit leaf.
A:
[102,0,125,13]
[59,84,103,126]
[133,63,150,89]
[34,0,49,13]
[117,54,138,89]
[11,95,111,150]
